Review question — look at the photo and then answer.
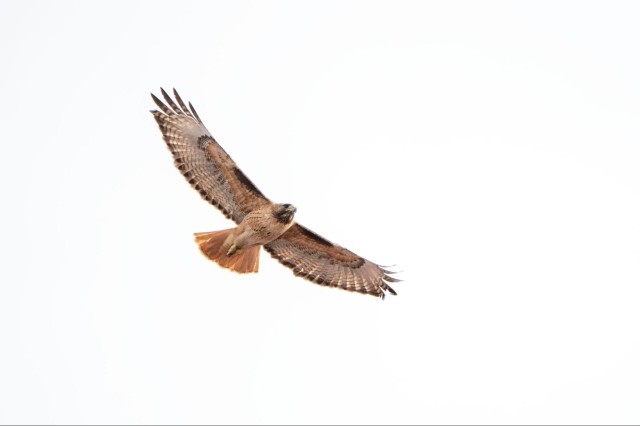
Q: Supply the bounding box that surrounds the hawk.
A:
[151,89,399,298]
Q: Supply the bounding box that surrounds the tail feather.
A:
[194,229,260,274]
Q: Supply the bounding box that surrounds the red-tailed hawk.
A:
[151,89,399,298]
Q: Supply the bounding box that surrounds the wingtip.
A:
[384,274,402,283]
[189,101,203,123]
[151,93,171,113]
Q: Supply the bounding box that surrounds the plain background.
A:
[1,1,639,424]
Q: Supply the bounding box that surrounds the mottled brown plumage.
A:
[151,88,399,298]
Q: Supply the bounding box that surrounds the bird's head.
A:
[273,203,297,224]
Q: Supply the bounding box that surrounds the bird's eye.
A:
[283,204,291,208]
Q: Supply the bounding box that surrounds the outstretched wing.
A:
[151,88,270,224]
[264,224,399,298]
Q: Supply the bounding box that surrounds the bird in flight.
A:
[151,89,399,298]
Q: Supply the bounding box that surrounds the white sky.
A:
[1,1,639,424]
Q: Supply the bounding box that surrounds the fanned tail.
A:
[194,229,260,274]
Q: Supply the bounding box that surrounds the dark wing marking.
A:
[233,167,267,199]
[151,88,270,224]
[264,224,399,299]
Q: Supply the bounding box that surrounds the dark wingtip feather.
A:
[189,101,203,123]
[151,93,172,114]
[172,88,191,117]
[160,87,181,113]
[383,274,402,283]
[381,281,398,296]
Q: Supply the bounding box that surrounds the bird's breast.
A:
[236,210,294,247]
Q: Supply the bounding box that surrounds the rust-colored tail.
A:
[194,229,260,274]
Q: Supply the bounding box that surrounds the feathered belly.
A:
[234,213,294,248]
